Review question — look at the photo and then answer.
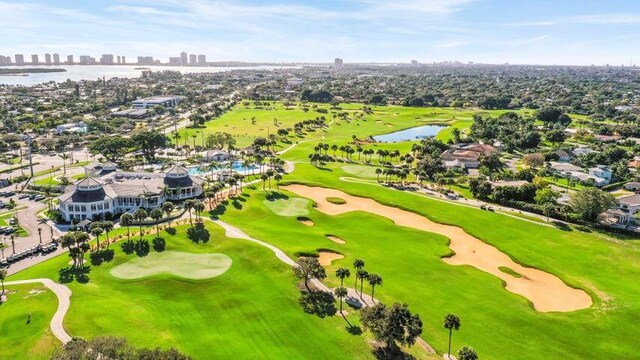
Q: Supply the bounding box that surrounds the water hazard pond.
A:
[373,124,447,142]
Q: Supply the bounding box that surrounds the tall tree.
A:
[353,258,365,289]
[457,346,478,360]
[444,313,461,358]
[360,303,423,353]
[569,188,616,222]
[334,286,348,315]
[293,257,326,293]
[150,209,163,239]
[0,268,6,295]
[367,273,383,301]
[101,221,114,249]
[89,136,134,163]
[133,209,148,240]
[335,267,351,287]
[132,131,169,163]
[120,213,134,243]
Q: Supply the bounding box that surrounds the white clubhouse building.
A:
[58,165,204,222]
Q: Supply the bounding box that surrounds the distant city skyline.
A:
[2,0,640,65]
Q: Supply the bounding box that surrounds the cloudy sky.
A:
[1,0,640,65]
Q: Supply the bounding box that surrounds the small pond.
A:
[373,125,447,142]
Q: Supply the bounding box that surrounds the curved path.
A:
[283,184,592,312]
[3,278,72,344]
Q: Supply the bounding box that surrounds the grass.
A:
[262,197,311,216]
[498,266,523,278]
[211,162,640,360]
[326,197,347,205]
[109,251,233,280]
[8,222,378,359]
[0,283,61,359]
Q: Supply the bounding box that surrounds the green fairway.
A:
[0,283,60,359]
[210,162,640,360]
[109,251,233,280]
[8,222,379,359]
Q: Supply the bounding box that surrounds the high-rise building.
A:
[137,56,154,65]
[117,56,121,64]
[15,54,25,65]
[189,54,197,65]
[122,56,126,64]
[53,53,60,64]
[411,60,418,66]
[44,53,52,65]
[334,57,343,67]
[100,54,114,65]
[79,55,94,65]
[180,51,188,65]
[198,54,206,65]
[0,55,11,65]
[67,55,74,64]
[31,54,39,64]
[169,57,181,66]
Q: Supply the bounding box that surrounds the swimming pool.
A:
[187,161,259,176]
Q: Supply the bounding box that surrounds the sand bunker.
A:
[283,185,592,312]
[318,251,344,266]
[297,217,314,226]
[326,235,346,244]
[110,251,232,280]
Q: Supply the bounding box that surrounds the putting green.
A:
[341,165,379,179]
[110,251,232,280]
[263,197,310,216]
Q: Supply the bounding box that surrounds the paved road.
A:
[3,278,72,344]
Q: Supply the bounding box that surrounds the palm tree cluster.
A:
[60,231,90,269]
[89,221,114,250]
[183,199,205,226]
[349,259,383,303]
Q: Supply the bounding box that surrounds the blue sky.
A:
[1,0,640,65]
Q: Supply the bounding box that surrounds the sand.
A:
[318,251,344,266]
[326,235,346,244]
[297,217,314,226]
[283,185,592,312]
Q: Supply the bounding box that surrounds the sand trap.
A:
[297,217,314,226]
[326,234,346,244]
[318,251,344,266]
[110,251,232,280]
[283,185,592,312]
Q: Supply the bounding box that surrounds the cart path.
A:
[4,278,72,344]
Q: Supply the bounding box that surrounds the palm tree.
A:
[101,221,114,248]
[353,259,365,289]
[183,200,195,226]
[161,202,174,226]
[150,208,163,239]
[193,201,205,223]
[334,286,348,315]
[0,268,7,295]
[59,152,69,175]
[261,173,269,190]
[356,269,369,298]
[274,173,283,191]
[367,273,382,301]
[134,208,148,240]
[120,213,134,243]
[90,224,103,250]
[0,243,6,259]
[444,314,461,359]
[335,267,351,287]
[375,168,382,182]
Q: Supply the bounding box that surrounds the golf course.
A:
[2,101,640,360]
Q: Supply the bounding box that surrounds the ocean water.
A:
[0,65,296,86]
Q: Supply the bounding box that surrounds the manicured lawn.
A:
[0,283,60,359]
[8,222,379,359]
[211,162,640,360]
